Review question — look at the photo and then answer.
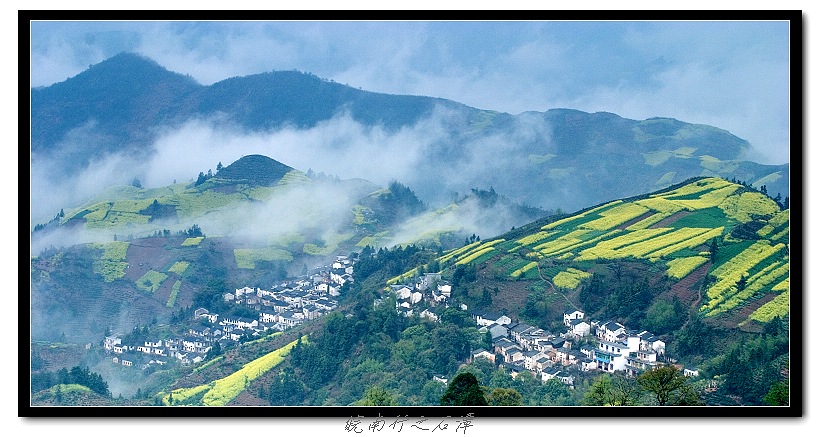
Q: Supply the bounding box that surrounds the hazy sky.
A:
[29,18,792,165]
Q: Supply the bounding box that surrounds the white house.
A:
[437,283,452,298]
[395,286,413,300]
[597,321,626,343]
[637,330,667,355]
[103,336,122,351]
[569,319,591,337]
[563,310,585,326]
[235,286,255,297]
[420,308,439,322]
[523,350,546,371]
[541,369,574,386]
[471,349,495,363]
[476,311,512,327]
[594,339,634,372]
[260,311,278,324]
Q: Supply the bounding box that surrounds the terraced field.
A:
[161,336,303,406]
[386,177,790,327]
[88,241,130,282]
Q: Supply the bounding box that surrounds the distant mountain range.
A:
[31,52,789,213]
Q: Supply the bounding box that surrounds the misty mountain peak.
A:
[59,51,199,90]
[217,154,296,186]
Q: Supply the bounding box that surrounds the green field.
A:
[136,270,168,293]
[166,280,181,308]
[234,247,293,269]
[553,268,591,290]
[89,241,130,282]
[748,290,789,323]
[181,237,204,247]
[167,261,190,275]
[666,256,708,279]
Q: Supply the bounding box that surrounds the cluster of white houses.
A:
[388,272,453,318]
[102,256,354,369]
[386,276,680,387]
[467,309,676,387]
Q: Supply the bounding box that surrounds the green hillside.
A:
[407,177,788,330]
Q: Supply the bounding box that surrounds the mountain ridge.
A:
[31,52,789,223]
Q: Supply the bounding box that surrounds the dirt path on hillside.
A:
[617,211,655,230]
[671,262,711,309]
[535,261,582,312]
[649,210,692,228]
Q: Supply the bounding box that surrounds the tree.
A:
[355,386,395,406]
[736,274,748,292]
[583,373,640,406]
[643,297,686,335]
[483,330,493,350]
[709,237,719,264]
[536,378,572,406]
[479,287,492,307]
[487,387,523,406]
[583,374,616,406]
[216,161,223,173]
[637,366,700,406]
[440,372,487,406]
[763,381,789,406]
[762,316,785,337]
[205,341,222,360]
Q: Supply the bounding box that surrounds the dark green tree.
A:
[205,341,222,360]
[763,381,789,406]
[637,366,701,406]
[583,374,639,406]
[440,372,487,406]
[487,387,523,406]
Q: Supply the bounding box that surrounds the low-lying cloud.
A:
[30,106,559,257]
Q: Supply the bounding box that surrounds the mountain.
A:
[30,53,202,165]
[30,52,789,213]
[209,154,295,187]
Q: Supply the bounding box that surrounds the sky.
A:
[28,17,792,165]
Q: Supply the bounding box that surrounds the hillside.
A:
[396,177,789,332]
[30,53,789,212]
[29,153,549,345]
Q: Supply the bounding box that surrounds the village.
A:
[102,255,355,369]
[102,252,696,389]
[386,272,695,389]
